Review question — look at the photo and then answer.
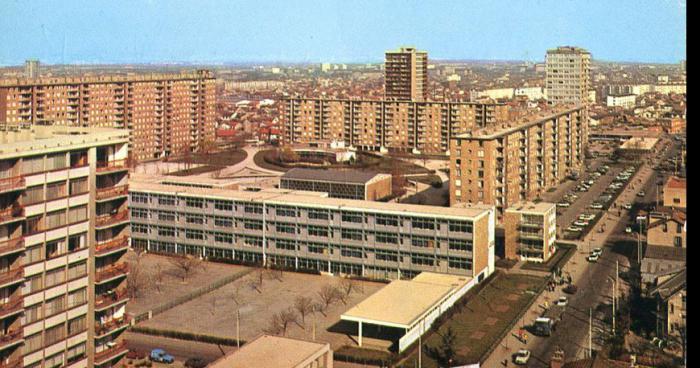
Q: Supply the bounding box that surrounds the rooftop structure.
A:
[209,335,332,368]
[280,168,392,201]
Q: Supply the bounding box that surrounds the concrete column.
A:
[358,321,363,347]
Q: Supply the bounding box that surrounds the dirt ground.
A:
[139,269,386,350]
[125,252,250,316]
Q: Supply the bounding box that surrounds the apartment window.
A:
[131,208,148,219]
[411,254,435,266]
[26,245,43,264]
[214,233,233,244]
[46,153,67,171]
[244,220,263,231]
[674,237,683,247]
[375,249,399,262]
[448,239,473,252]
[449,221,473,233]
[412,236,434,248]
[186,214,205,225]
[24,185,44,205]
[307,243,326,254]
[24,303,43,324]
[44,323,66,346]
[214,216,233,227]
[185,229,204,240]
[133,224,149,234]
[341,247,363,259]
[276,207,297,217]
[68,261,87,280]
[275,224,296,234]
[214,200,233,211]
[375,232,398,244]
[25,333,42,353]
[45,294,67,316]
[185,198,204,208]
[67,315,86,336]
[244,204,263,214]
[376,215,399,227]
[45,268,66,288]
[275,239,297,251]
[341,212,364,223]
[157,211,175,221]
[308,226,328,237]
[22,156,44,175]
[46,181,67,201]
[131,193,149,204]
[243,236,262,247]
[69,177,88,195]
[341,229,363,241]
[26,274,43,294]
[68,288,87,308]
[67,343,86,364]
[308,209,329,220]
[68,205,87,224]
[45,209,66,229]
[412,218,435,230]
[448,258,471,270]
[157,195,175,205]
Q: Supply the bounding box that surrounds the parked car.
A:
[587,253,600,262]
[557,202,571,208]
[556,296,569,307]
[563,284,578,294]
[592,248,603,257]
[514,349,531,365]
[566,226,583,232]
[150,349,174,364]
[579,213,596,221]
[573,220,589,227]
[637,191,646,197]
[185,357,208,368]
[623,203,633,210]
[625,226,633,233]
[589,203,604,209]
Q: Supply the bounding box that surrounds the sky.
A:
[0,0,686,65]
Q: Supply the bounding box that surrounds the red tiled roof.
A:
[665,176,686,189]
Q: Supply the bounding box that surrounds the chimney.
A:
[550,349,565,368]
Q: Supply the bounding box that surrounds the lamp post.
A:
[607,276,616,335]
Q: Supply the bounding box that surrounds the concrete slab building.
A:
[209,335,332,368]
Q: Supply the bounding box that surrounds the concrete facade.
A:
[385,47,428,101]
[503,202,557,262]
[546,46,591,106]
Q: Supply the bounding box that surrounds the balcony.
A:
[95,263,129,284]
[96,237,129,257]
[0,297,23,319]
[96,159,128,175]
[0,358,22,368]
[0,177,25,194]
[95,289,129,312]
[0,268,23,289]
[95,315,131,338]
[96,185,129,202]
[95,210,129,229]
[518,231,544,241]
[0,206,24,225]
[0,238,23,258]
[94,340,129,366]
[0,330,23,351]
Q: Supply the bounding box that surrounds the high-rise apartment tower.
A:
[385,47,428,101]
[545,46,591,106]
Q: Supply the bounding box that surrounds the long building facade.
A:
[129,177,495,281]
[0,71,216,162]
[281,97,509,154]
[449,105,588,219]
[0,127,130,368]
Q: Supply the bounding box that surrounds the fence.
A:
[132,268,254,323]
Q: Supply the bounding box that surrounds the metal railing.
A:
[96,185,129,200]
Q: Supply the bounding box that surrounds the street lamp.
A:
[607,276,616,335]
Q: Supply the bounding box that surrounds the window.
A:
[375,232,398,244]
[186,214,205,225]
[674,236,683,247]
[214,200,233,211]
[185,229,204,240]
[449,258,471,270]
[22,156,44,175]
[25,333,42,353]
[214,216,233,227]
[68,288,87,308]
[448,239,473,252]
[45,209,66,229]
[44,323,66,346]
[275,240,297,251]
[412,218,435,230]
[244,204,263,214]
[69,177,88,195]
[341,229,363,241]
[244,220,263,231]
[307,244,326,254]
[308,226,328,237]
[185,198,204,208]
[449,221,473,233]
[46,181,67,200]
[68,205,87,224]
[24,185,44,204]
[132,223,149,234]
[26,274,43,294]
[375,250,399,262]
[243,236,262,247]
[275,224,296,234]
[26,245,43,264]
[158,211,176,221]
[276,207,297,217]
[157,195,175,205]
[376,215,399,227]
[411,254,435,266]
[68,261,87,280]
[308,209,329,220]
[24,303,43,324]
[67,343,86,364]
[131,208,149,219]
[26,215,43,234]
[67,315,86,335]
[342,212,363,223]
[46,239,65,258]
[45,295,66,316]
[412,236,435,248]
[214,233,233,244]
[46,153,67,171]
[341,247,363,258]
[45,268,66,288]
[131,193,149,204]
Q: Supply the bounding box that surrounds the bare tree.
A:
[339,278,361,298]
[126,259,146,299]
[154,263,165,293]
[168,255,202,282]
[317,284,342,312]
[294,296,314,324]
[263,313,284,336]
[279,308,300,333]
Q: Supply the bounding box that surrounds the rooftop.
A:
[0,126,129,159]
[282,168,387,185]
[505,201,556,214]
[208,335,329,368]
[0,70,213,87]
[619,137,659,150]
[664,176,686,190]
[341,272,471,328]
[643,244,686,262]
[455,104,583,140]
[130,178,493,220]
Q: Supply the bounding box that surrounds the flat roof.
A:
[0,126,129,159]
[130,179,492,220]
[341,272,471,328]
[505,201,556,214]
[208,335,329,368]
[454,105,583,140]
[282,168,387,185]
[620,137,658,150]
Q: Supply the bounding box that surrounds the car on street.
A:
[623,203,632,210]
[563,284,578,294]
[589,203,604,209]
[185,357,208,368]
[637,191,646,197]
[573,220,589,227]
[587,253,600,262]
[514,349,531,365]
[556,296,569,306]
[626,226,633,233]
[150,349,174,364]
[579,214,596,221]
[557,202,570,208]
[566,226,583,232]
[592,248,603,256]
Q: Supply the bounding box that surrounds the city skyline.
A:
[0,0,686,66]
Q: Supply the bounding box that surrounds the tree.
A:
[264,308,299,336]
[317,285,341,314]
[279,146,299,163]
[294,296,314,324]
[154,264,165,293]
[424,327,459,366]
[126,258,146,299]
[168,255,202,282]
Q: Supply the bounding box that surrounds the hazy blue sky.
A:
[0,0,686,65]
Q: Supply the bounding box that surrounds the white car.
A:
[557,202,570,208]
[592,248,603,256]
[625,226,633,233]
[566,226,583,232]
[514,349,531,365]
[589,203,604,209]
[579,214,596,221]
[637,191,646,197]
[573,220,589,227]
[587,253,600,262]
[623,203,632,210]
[556,296,569,306]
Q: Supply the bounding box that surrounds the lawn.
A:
[398,272,547,367]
